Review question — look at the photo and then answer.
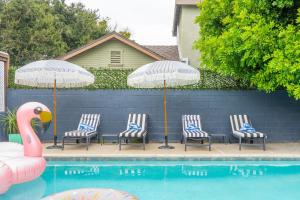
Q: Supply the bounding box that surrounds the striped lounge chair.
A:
[62,114,101,150]
[119,113,148,150]
[182,115,211,151]
[230,114,267,151]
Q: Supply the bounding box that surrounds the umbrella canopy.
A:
[127,60,200,149]
[127,60,200,88]
[14,59,94,149]
[15,60,94,88]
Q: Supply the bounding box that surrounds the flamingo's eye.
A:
[34,107,43,114]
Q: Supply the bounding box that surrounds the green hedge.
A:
[8,67,251,90]
[8,67,31,89]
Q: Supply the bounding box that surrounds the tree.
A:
[0,1,5,13]
[50,0,110,50]
[0,0,67,65]
[119,28,131,39]
[195,0,300,99]
[0,0,112,66]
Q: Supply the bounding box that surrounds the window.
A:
[110,50,122,65]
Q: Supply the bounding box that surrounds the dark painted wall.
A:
[1,89,300,142]
[0,124,4,141]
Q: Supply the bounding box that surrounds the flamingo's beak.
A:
[40,111,52,123]
[34,107,52,132]
[39,111,52,132]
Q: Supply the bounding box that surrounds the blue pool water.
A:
[2,160,300,200]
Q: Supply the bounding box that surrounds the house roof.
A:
[57,32,165,61]
[143,45,180,61]
[172,0,201,36]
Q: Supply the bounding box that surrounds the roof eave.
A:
[172,0,201,36]
[57,32,164,61]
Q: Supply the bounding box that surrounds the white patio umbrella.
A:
[128,60,200,149]
[15,60,95,149]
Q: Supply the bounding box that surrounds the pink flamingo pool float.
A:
[0,102,52,194]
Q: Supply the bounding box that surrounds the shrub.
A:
[8,67,250,90]
[195,0,299,98]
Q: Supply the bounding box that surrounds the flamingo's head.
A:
[17,102,52,133]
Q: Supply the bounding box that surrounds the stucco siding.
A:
[67,39,156,69]
[178,5,200,68]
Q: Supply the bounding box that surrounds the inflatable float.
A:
[42,188,138,200]
[0,102,52,194]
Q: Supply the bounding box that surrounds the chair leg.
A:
[119,137,121,151]
[62,137,65,150]
[97,133,100,144]
[208,137,211,151]
[239,137,242,151]
[181,134,183,144]
[86,137,89,151]
[100,135,103,146]
[263,137,266,151]
[143,136,146,151]
[184,138,187,151]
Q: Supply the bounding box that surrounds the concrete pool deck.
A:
[43,142,300,160]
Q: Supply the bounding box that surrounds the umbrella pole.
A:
[47,78,62,149]
[54,78,57,145]
[158,80,174,149]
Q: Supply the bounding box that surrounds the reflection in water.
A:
[119,168,145,177]
[53,164,271,179]
[64,166,100,176]
[181,166,208,177]
[229,165,266,177]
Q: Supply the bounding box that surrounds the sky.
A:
[66,0,177,45]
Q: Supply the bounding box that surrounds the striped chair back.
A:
[126,113,147,131]
[230,114,252,132]
[77,114,101,131]
[182,115,202,131]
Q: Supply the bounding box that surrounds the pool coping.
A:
[44,143,300,161]
[45,155,300,161]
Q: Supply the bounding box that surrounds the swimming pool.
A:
[2,160,300,200]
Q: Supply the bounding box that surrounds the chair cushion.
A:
[77,114,100,132]
[64,130,96,137]
[183,115,202,131]
[183,129,209,138]
[126,113,147,131]
[233,130,265,138]
[119,129,145,138]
